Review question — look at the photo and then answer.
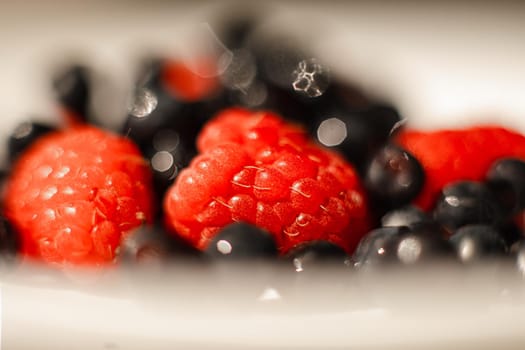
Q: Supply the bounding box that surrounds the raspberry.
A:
[162,58,220,102]
[164,108,371,254]
[395,126,525,211]
[4,126,154,267]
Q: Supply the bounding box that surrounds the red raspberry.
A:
[162,58,220,102]
[4,126,154,267]
[395,126,525,211]
[164,108,371,254]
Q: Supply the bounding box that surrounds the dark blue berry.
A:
[123,58,222,156]
[354,223,452,267]
[120,225,201,264]
[394,222,453,265]
[143,129,190,209]
[0,216,19,266]
[123,66,190,152]
[353,226,408,267]
[204,222,278,260]
[313,104,402,172]
[220,48,258,93]
[52,64,90,119]
[486,158,525,213]
[498,223,523,247]
[286,240,350,272]
[210,11,262,52]
[8,121,56,163]
[433,181,506,231]
[449,224,508,263]
[364,143,424,209]
[381,205,432,228]
[515,240,525,275]
[251,38,307,89]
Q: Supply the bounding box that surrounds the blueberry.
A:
[213,13,261,51]
[8,121,56,163]
[119,225,201,264]
[354,222,452,267]
[250,38,307,89]
[124,59,215,152]
[486,158,525,212]
[52,64,90,120]
[353,226,408,267]
[394,222,453,265]
[225,78,270,108]
[286,240,350,272]
[220,48,258,93]
[0,216,19,266]
[290,58,331,99]
[143,129,190,209]
[366,104,404,136]
[364,144,425,209]
[381,205,432,228]
[498,223,523,247]
[204,222,278,260]
[248,38,333,103]
[433,181,506,230]
[449,224,508,263]
[515,240,525,275]
[313,104,402,172]
[123,70,188,151]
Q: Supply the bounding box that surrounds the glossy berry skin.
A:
[395,222,453,265]
[364,143,424,209]
[4,126,154,266]
[352,226,409,267]
[52,64,90,123]
[204,222,278,259]
[164,108,371,255]
[395,126,525,211]
[433,181,505,231]
[486,158,525,213]
[353,222,452,267]
[8,121,57,163]
[381,205,432,228]
[515,240,525,275]
[449,224,507,263]
[286,240,350,271]
[120,224,201,264]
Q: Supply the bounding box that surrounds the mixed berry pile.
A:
[2,15,525,276]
